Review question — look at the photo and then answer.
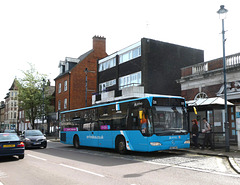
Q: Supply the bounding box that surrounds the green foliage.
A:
[17,63,51,129]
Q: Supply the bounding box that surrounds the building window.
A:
[14,112,16,119]
[194,92,208,100]
[119,46,141,64]
[64,99,67,109]
[58,100,61,110]
[119,71,141,89]
[99,57,116,72]
[65,62,69,71]
[58,83,62,93]
[99,79,116,92]
[64,80,67,91]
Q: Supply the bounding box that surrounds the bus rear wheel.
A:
[116,138,127,154]
[73,135,80,149]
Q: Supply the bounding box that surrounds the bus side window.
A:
[128,109,140,130]
[92,122,99,131]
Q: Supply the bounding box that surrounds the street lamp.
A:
[84,68,88,107]
[84,68,95,107]
[42,78,45,132]
[217,5,229,152]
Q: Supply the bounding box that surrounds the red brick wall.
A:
[181,67,192,77]
[181,84,222,101]
[208,59,223,71]
[181,88,199,100]
[55,36,107,111]
[70,54,99,109]
[55,74,70,112]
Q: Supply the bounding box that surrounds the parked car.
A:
[4,129,17,134]
[21,130,47,149]
[0,133,25,159]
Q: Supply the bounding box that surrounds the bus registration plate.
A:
[170,146,178,149]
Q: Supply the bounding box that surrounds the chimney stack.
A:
[92,35,106,53]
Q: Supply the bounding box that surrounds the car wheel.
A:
[19,154,24,159]
[43,143,47,148]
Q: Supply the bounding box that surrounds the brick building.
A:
[178,52,240,145]
[0,101,5,132]
[55,36,107,112]
[4,79,19,130]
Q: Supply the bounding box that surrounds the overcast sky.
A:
[1,0,239,101]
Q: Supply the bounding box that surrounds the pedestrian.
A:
[191,119,199,149]
[202,118,213,150]
[140,112,147,134]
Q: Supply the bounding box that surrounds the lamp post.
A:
[42,78,45,132]
[84,68,95,107]
[217,5,229,152]
[84,68,88,107]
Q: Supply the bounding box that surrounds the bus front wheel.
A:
[116,137,127,154]
[73,135,80,149]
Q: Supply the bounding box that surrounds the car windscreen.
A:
[25,130,43,136]
[0,134,20,141]
[4,130,16,133]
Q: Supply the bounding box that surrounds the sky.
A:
[1,0,240,101]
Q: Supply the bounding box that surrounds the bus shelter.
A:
[187,97,234,148]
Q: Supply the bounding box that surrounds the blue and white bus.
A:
[60,95,190,154]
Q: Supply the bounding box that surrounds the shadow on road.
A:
[28,142,186,167]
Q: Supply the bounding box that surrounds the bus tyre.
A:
[116,138,127,155]
[73,135,80,149]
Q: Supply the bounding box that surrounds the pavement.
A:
[176,145,240,174]
[46,137,240,174]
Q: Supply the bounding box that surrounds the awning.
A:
[187,97,234,107]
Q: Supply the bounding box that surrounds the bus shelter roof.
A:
[187,97,234,107]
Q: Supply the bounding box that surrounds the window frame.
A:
[64,80,68,91]
[58,83,62,93]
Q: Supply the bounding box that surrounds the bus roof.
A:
[60,95,185,114]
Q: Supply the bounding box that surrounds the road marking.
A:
[59,163,104,178]
[27,154,47,161]
[0,170,8,178]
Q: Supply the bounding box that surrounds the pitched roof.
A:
[78,49,93,62]
[9,79,18,90]
[46,86,55,96]
[55,49,94,80]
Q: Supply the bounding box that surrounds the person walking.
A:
[202,118,213,150]
[191,119,199,149]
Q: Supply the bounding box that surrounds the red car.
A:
[0,133,25,159]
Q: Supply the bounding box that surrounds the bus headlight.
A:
[150,142,162,146]
[184,140,190,144]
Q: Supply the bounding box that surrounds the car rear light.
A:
[17,142,25,147]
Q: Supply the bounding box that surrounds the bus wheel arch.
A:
[73,135,80,149]
[115,135,127,154]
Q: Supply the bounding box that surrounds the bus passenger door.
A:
[87,123,99,147]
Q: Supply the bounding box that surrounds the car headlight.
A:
[184,140,190,144]
[150,142,162,146]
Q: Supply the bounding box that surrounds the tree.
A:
[17,63,51,129]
